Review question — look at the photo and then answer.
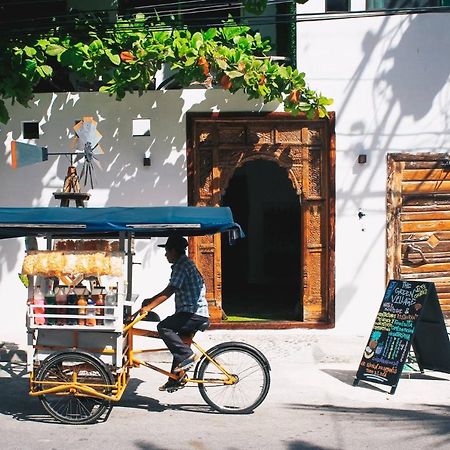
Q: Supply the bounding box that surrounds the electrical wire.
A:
[0,0,287,27]
[1,2,450,37]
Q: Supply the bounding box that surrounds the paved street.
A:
[1,330,450,450]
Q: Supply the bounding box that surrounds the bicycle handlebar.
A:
[123,311,148,334]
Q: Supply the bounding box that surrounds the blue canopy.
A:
[0,207,242,240]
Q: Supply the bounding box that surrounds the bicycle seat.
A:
[196,321,209,332]
[180,319,210,343]
[142,311,161,322]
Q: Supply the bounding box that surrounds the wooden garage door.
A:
[387,153,450,322]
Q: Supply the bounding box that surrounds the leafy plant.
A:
[0,13,331,124]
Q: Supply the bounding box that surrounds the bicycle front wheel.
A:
[35,351,114,425]
[197,344,270,414]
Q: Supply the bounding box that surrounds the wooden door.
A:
[387,153,450,322]
[187,113,335,325]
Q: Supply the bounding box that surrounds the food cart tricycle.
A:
[0,206,270,424]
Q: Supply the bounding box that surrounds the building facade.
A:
[1,1,450,345]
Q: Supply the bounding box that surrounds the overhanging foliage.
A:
[0,14,331,125]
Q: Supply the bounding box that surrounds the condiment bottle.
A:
[104,286,116,327]
[66,285,78,325]
[77,292,87,326]
[33,285,46,325]
[44,281,56,325]
[95,293,104,326]
[86,295,96,326]
[55,286,67,326]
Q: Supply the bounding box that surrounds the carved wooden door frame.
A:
[187,112,335,326]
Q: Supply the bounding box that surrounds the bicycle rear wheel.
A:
[197,344,270,414]
[35,351,114,425]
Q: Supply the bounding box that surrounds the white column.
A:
[351,0,367,11]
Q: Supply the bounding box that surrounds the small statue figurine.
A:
[63,166,81,193]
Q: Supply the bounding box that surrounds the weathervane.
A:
[10,116,104,190]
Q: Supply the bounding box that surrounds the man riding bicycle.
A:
[140,235,210,391]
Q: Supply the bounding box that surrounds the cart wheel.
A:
[197,343,270,414]
[35,351,114,425]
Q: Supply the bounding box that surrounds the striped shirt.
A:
[169,255,209,318]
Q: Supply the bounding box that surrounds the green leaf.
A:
[184,56,197,67]
[0,100,10,124]
[23,46,36,57]
[318,106,327,118]
[319,96,334,106]
[226,70,244,79]
[36,65,53,78]
[36,39,49,49]
[191,32,204,50]
[99,85,112,93]
[215,58,228,70]
[277,66,291,78]
[105,49,121,65]
[59,48,83,68]
[204,28,217,40]
[45,44,66,57]
[24,59,37,75]
[243,0,267,15]
[222,26,249,42]
[89,39,104,52]
[18,273,29,288]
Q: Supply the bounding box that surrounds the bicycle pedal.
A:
[166,386,180,393]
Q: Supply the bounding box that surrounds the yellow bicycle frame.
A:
[29,312,237,400]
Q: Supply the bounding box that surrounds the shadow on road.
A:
[284,402,450,446]
[0,378,53,423]
[119,378,219,415]
[0,375,218,425]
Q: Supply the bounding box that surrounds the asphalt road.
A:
[1,330,450,450]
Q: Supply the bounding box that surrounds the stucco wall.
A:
[0,89,281,346]
[2,11,449,344]
[297,12,450,333]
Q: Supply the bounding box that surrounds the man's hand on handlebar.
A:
[140,298,153,315]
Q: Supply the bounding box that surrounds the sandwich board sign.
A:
[353,279,450,394]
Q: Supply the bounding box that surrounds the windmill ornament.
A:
[10,116,104,191]
[71,117,104,189]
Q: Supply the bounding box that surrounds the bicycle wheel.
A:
[35,351,114,425]
[197,343,270,414]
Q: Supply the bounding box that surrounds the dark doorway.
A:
[221,159,302,321]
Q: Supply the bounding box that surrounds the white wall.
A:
[3,11,449,343]
[297,12,450,333]
[0,89,281,346]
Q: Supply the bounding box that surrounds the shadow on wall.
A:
[335,14,450,321]
[379,14,450,120]
[0,88,277,307]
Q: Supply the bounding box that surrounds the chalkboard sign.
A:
[354,279,450,394]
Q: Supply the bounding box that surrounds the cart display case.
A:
[0,206,242,372]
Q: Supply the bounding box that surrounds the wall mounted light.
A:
[358,154,367,164]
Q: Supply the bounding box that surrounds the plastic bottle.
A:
[66,285,78,325]
[104,286,117,327]
[33,285,46,325]
[55,286,67,326]
[86,295,97,326]
[95,293,104,326]
[44,281,56,325]
[77,292,87,326]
